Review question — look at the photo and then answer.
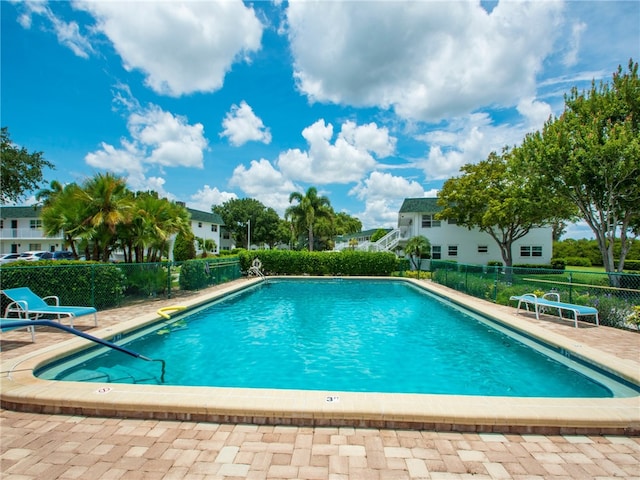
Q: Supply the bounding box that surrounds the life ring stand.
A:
[251,257,262,270]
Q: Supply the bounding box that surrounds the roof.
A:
[0,205,224,226]
[336,228,391,241]
[0,206,42,219]
[187,208,224,226]
[399,198,442,214]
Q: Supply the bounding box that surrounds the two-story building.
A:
[0,205,225,259]
[396,198,552,265]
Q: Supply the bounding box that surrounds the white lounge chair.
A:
[509,292,599,328]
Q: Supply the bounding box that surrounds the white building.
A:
[334,198,553,265]
[397,198,552,265]
[0,205,226,259]
[0,206,62,254]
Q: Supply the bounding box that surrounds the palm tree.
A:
[40,183,83,257]
[74,173,134,261]
[285,187,333,251]
[404,235,431,277]
[36,180,64,207]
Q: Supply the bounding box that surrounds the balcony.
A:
[0,228,63,241]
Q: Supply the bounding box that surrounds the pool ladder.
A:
[0,319,166,382]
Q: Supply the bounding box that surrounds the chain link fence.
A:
[0,257,242,314]
[429,260,640,329]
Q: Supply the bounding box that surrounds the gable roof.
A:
[399,198,442,214]
[187,208,224,225]
[0,205,224,226]
[0,206,42,219]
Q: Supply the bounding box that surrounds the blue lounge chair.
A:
[0,318,35,342]
[509,292,599,328]
[2,287,97,328]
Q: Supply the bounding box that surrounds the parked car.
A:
[18,250,53,261]
[0,253,21,264]
[51,250,75,260]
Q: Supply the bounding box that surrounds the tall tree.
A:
[521,59,640,273]
[404,235,431,272]
[40,182,84,258]
[285,187,333,251]
[437,147,572,267]
[334,212,362,236]
[213,198,277,249]
[1,127,54,204]
[74,173,134,261]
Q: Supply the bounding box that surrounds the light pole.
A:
[247,219,251,250]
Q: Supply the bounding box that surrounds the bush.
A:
[238,250,398,276]
[178,259,209,290]
[550,258,567,269]
[0,261,125,309]
[173,231,196,261]
[123,264,168,297]
[623,260,640,271]
[562,257,591,267]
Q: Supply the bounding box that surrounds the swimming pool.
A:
[3,277,639,434]
[37,279,629,398]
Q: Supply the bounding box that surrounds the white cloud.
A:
[15,0,94,58]
[85,101,208,192]
[286,1,564,121]
[349,171,426,229]
[516,98,553,130]
[189,185,237,212]
[229,159,299,214]
[563,21,586,67]
[75,1,263,96]
[277,120,396,184]
[416,114,504,180]
[221,101,272,146]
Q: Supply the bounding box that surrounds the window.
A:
[211,225,218,232]
[198,222,202,228]
[447,218,457,225]
[0,220,3,229]
[28,244,42,251]
[223,232,230,239]
[421,215,441,228]
[431,245,441,259]
[520,246,543,257]
[477,245,488,254]
[448,245,458,257]
[30,219,42,229]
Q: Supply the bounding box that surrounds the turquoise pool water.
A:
[38,279,622,397]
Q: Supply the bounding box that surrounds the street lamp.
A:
[247,219,251,250]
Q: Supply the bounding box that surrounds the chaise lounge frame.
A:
[509,292,599,328]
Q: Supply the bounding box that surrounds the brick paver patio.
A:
[2,280,639,479]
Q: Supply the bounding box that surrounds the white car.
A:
[17,250,53,261]
[0,253,21,264]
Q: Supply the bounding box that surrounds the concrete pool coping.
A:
[2,277,639,435]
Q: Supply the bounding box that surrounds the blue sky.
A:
[2,1,638,239]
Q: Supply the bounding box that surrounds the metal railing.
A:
[429,261,640,329]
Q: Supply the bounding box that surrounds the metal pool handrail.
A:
[0,319,166,382]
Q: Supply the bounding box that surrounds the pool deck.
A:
[1,277,639,478]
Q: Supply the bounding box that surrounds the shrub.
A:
[173,231,196,261]
[0,262,125,309]
[238,250,398,276]
[623,260,640,271]
[562,257,591,267]
[178,259,208,290]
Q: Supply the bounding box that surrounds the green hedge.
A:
[178,256,241,291]
[623,260,640,271]
[0,261,125,310]
[238,250,398,276]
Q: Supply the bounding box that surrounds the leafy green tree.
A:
[521,60,640,274]
[334,211,362,235]
[437,147,572,267]
[73,173,134,261]
[404,235,431,274]
[285,187,333,251]
[120,192,191,262]
[173,230,196,261]
[40,182,84,258]
[370,228,389,243]
[1,127,54,204]
[213,198,279,249]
